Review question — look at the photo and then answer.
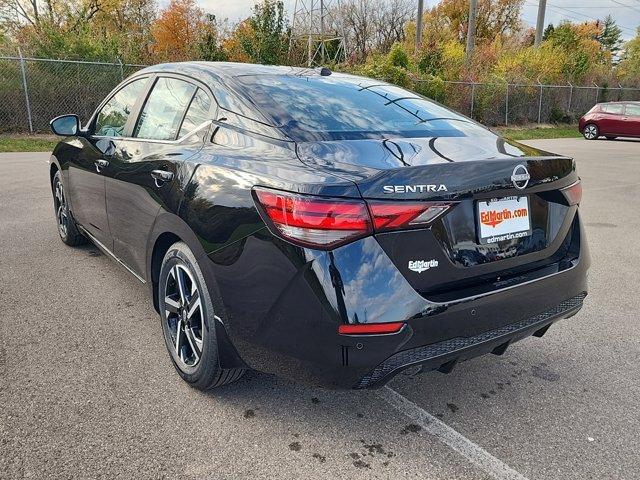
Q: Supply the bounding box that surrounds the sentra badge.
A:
[383,184,448,194]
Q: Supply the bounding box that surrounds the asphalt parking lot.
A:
[1,137,639,480]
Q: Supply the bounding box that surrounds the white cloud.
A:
[197,0,296,22]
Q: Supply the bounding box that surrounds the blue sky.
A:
[198,0,640,40]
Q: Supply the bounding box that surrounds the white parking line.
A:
[379,386,530,480]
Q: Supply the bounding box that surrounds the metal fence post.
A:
[567,82,573,113]
[470,82,475,118]
[17,48,34,133]
[117,58,124,81]
[593,83,599,103]
[537,82,543,124]
[505,83,509,125]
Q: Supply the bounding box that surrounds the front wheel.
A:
[583,123,599,140]
[52,170,86,246]
[158,241,244,390]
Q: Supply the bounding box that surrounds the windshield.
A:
[234,74,485,141]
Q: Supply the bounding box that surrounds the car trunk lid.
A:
[296,135,579,300]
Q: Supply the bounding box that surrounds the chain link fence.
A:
[413,79,640,127]
[2,55,640,133]
[0,55,146,134]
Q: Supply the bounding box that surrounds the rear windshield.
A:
[234,74,484,141]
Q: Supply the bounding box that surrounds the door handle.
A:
[95,159,109,172]
[151,169,174,187]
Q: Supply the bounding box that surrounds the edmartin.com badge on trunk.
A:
[408,259,439,273]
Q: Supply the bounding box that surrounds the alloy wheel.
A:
[584,125,598,140]
[164,264,204,368]
[54,178,69,237]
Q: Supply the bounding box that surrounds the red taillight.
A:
[338,322,404,335]
[253,187,373,249]
[253,187,454,249]
[368,201,453,232]
[561,180,582,205]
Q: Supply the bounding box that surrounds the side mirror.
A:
[50,114,80,136]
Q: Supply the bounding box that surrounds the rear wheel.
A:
[583,123,599,140]
[158,241,244,390]
[52,170,86,246]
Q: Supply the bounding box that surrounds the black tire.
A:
[158,241,244,390]
[605,136,617,140]
[582,123,599,140]
[52,170,86,246]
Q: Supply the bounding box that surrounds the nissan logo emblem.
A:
[511,164,530,190]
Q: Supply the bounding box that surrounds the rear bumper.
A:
[354,293,585,388]
[206,213,589,389]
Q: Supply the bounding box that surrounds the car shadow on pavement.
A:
[202,349,549,426]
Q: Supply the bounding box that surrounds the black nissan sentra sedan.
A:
[48,62,589,390]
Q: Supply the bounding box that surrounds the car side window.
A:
[94,78,149,137]
[178,89,212,138]
[134,77,196,140]
[625,104,640,117]
[603,104,624,115]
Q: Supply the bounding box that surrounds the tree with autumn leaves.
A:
[1,0,638,88]
[148,0,288,64]
[0,0,287,64]
[151,0,208,61]
[0,0,157,61]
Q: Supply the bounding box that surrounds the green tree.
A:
[197,14,228,61]
[598,15,622,56]
[618,28,640,84]
[427,0,525,45]
[387,42,410,69]
[545,21,601,81]
[542,23,554,41]
[240,0,289,65]
[0,0,156,62]
[25,22,121,60]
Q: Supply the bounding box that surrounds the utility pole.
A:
[289,0,346,66]
[320,0,325,63]
[307,0,314,66]
[465,0,478,59]
[415,0,424,51]
[534,0,547,47]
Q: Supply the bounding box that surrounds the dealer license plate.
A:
[477,196,532,244]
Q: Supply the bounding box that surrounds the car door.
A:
[103,75,215,279]
[623,103,640,136]
[599,103,626,135]
[67,76,151,249]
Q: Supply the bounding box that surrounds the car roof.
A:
[135,61,346,86]
[133,61,375,128]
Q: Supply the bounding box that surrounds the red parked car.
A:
[579,101,640,140]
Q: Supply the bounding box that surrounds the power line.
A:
[610,0,640,14]
[548,5,640,8]
[524,2,639,34]
[546,4,637,33]
[551,4,638,33]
